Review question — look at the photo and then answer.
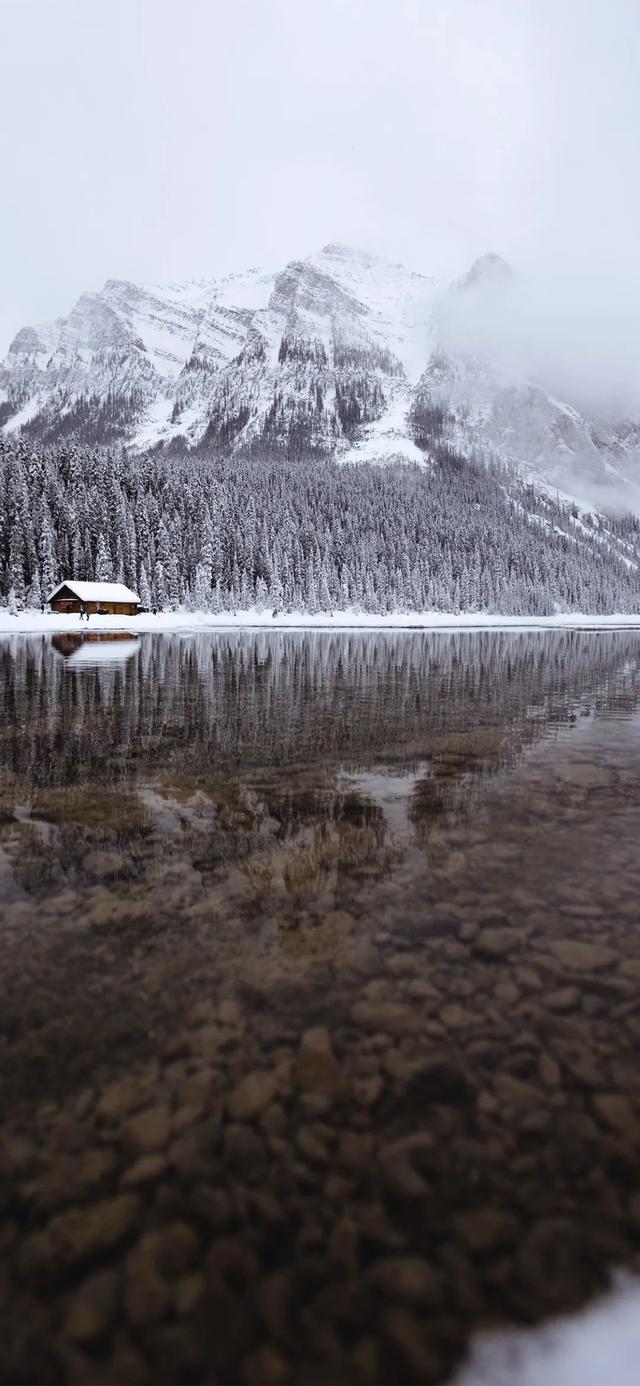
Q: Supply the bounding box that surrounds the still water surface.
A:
[1,630,640,1383]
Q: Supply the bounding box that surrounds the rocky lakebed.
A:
[1,629,639,1383]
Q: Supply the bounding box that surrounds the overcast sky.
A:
[1,0,639,358]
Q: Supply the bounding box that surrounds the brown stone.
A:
[219,997,244,1026]
[593,1093,640,1139]
[293,1027,342,1096]
[538,1054,561,1089]
[549,940,616,972]
[475,927,521,958]
[620,959,640,980]
[125,1236,171,1326]
[2,1135,37,1173]
[455,1207,519,1254]
[208,1237,258,1286]
[63,1269,119,1342]
[367,1256,441,1304]
[494,1073,545,1109]
[546,987,580,1012]
[121,1153,167,1186]
[174,1272,205,1316]
[242,1344,290,1385]
[495,981,520,1004]
[382,1307,443,1380]
[380,1133,433,1199]
[440,1003,468,1029]
[351,1000,422,1034]
[96,1078,140,1122]
[21,1194,141,1273]
[155,1221,199,1277]
[228,1071,278,1121]
[353,1074,384,1106]
[123,1105,171,1152]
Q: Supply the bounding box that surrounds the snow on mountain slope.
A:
[307,242,436,381]
[0,267,276,442]
[2,244,640,511]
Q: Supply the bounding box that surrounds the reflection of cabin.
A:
[47,581,141,616]
[52,633,140,658]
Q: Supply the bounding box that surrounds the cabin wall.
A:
[49,601,138,616]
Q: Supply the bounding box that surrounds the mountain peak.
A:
[319,241,373,260]
[457,253,514,291]
[316,242,409,273]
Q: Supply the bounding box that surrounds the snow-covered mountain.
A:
[2,243,639,510]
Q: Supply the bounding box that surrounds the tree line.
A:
[1,436,639,615]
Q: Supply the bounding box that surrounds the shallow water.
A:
[1,629,640,1384]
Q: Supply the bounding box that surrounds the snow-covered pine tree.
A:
[95,532,113,582]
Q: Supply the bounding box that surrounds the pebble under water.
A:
[1,627,640,1384]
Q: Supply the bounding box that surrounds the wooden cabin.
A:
[47,581,141,616]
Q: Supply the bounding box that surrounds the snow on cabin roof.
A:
[47,580,141,604]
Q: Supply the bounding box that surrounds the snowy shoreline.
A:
[2,608,640,635]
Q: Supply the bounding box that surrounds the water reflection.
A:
[51,631,141,666]
[1,630,640,1385]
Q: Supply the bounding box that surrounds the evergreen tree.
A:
[95,532,112,582]
[1,436,639,618]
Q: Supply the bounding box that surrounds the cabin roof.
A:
[47,580,141,604]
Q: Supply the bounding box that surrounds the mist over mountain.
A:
[2,242,640,513]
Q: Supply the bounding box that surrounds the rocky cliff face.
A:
[2,243,639,510]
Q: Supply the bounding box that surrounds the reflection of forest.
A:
[2,628,640,920]
[2,630,640,794]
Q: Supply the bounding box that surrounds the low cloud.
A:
[437,259,640,423]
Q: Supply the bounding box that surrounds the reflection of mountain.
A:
[345,767,430,835]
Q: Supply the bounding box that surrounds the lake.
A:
[1,628,640,1384]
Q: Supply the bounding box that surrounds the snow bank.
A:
[2,608,640,635]
[454,1277,640,1386]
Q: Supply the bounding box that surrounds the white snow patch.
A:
[134,395,176,448]
[340,388,427,467]
[3,395,42,431]
[454,1277,640,1386]
[3,609,640,635]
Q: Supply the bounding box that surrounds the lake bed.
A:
[1,629,640,1383]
